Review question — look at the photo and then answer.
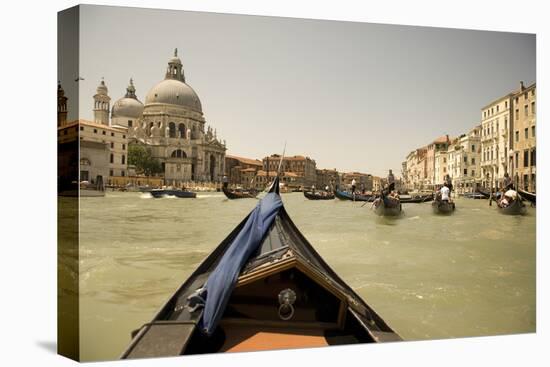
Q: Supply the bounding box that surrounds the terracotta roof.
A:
[433,135,450,144]
[226,155,263,166]
[61,119,128,132]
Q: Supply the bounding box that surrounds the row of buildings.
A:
[402,81,536,193]
[225,154,395,192]
[57,48,389,192]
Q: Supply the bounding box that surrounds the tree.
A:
[128,144,163,176]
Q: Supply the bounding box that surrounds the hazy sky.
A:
[69,5,535,177]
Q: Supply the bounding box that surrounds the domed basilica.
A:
[94,49,227,185]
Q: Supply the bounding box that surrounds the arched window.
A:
[168,122,176,138]
[171,149,187,158]
[178,123,186,138]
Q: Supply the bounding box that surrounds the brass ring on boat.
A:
[278,303,295,321]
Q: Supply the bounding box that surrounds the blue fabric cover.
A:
[199,192,283,335]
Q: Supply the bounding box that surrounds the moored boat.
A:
[497,197,526,215]
[431,199,455,214]
[150,189,197,198]
[222,186,258,200]
[303,191,335,200]
[400,195,433,204]
[121,177,400,359]
[373,193,402,217]
[518,188,536,205]
[334,189,373,202]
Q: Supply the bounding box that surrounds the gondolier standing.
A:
[222,175,228,189]
[444,174,453,194]
[387,169,395,192]
[351,178,357,194]
[503,172,513,190]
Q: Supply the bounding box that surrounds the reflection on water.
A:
[76,192,536,361]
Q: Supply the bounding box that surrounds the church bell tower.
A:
[93,78,111,125]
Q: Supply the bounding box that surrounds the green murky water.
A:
[69,192,535,361]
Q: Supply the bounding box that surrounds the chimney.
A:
[520,81,525,91]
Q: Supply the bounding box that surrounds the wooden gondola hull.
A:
[222,186,258,199]
[401,195,433,203]
[518,189,536,204]
[122,179,400,359]
[373,198,402,216]
[303,191,335,200]
[334,190,373,202]
[497,198,526,215]
[432,200,455,214]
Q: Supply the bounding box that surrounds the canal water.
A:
[73,192,536,361]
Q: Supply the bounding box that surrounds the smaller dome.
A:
[112,97,144,119]
[112,78,144,118]
[96,78,108,95]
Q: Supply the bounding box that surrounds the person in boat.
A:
[440,183,451,202]
[444,174,453,193]
[351,178,357,195]
[222,175,228,189]
[311,185,316,193]
[503,172,513,190]
[387,169,396,192]
[500,189,518,207]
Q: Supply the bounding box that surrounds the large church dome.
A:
[145,79,202,112]
[112,78,144,119]
[144,49,203,113]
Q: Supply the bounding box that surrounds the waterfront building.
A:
[225,155,263,188]
[263,154,317,188]
[372,176,383,192]
[511,82,536,192]
[315,168,340,190]
[123,49,227,185]
[405,147,428,190]
[480,89,514,188]
[341,172,373,192]
[253,170,298,190]
[426,135,451,189]
[401,161,408,188]
[433,150,448,187]
[446,126,481,194]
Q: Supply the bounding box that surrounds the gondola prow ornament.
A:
[278,288,297,321]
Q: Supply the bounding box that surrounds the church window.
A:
[122,144,126,150]
[169,122,176,138]
[178,123,186,138]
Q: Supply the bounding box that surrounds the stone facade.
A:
[341,172,372,191]
[404,147,427,190]
[511,82,536,192]
[480,92,514,188]
[111,50,226,186]
[446,126,481,193]
[225,155,263,187]
[262,155,317,188]
[425,135,451,189]
[315,168,340,190]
